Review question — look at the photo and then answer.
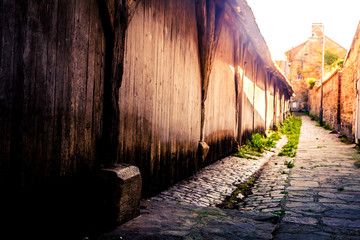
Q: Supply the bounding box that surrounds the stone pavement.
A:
[97,115,360,239]
[97,201,278,240]
[274,115,360,240]
[96,136,288,239]
[150,136,287,207]
[238,154,291,214]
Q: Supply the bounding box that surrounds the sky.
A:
[246,0,360,60]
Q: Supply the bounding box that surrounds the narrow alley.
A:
[2,1,360,239]
[275,115,360,239]
[97,115,360,239]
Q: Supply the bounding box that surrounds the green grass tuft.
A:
[234,130,282,159]
[278,115,302,158]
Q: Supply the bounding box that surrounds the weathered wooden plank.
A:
[93,2,106,170]
[85,0,96,168]
[234,33,240,143]
[33,0,51,183]
[126,9,135,165]
[252,59,257,132]
[178,0,189,178]
[53,0,68,177]
[187,0,202,174]
[267,77,275,128]
[43,0,58,177]
[22,0,39,185]
[195,0,225,141]
[0,0,15,186]
[135,0,145,175]
[117,0,203,195]
[0,0,104,188]
[73,0,90,172]
[152,0,163,189]
[158,0,167,188]
[238,41,247,144]
[265,72,269,132]
[165,0,175,184]
[56,0,75,176]
[92,1,106,169]
[132,2,142,167]
[204,24,236,164]
[143,0,155,188]
[129,5,137,166]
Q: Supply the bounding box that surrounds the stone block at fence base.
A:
[99,163,142,224]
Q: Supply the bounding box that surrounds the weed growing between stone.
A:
[309,112,333,131]
[353,145,360,168]
[309,113,319,122]
[234,131,282,159]
[278,115,302,158]
[316,123,332,131]
[340,135,354,144]
[284,160,294,168]
[217,171,261,209]
[271,210,285,217]
[323,124,332,130]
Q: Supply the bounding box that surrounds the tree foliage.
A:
[324,49,338,66]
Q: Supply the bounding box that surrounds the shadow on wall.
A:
[241,93,266,143]
[118,112,200,197]
[204,130,237,166]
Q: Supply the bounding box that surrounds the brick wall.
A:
[308,86,320,118]
[323,71,340,130]
[309,70,339,131]
[341,22,360,139]
[308,22,360,139]
[340,66,356,138]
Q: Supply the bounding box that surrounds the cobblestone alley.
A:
[98,115,360,240]
[274,116,360,239]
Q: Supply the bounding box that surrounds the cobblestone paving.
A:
[98,201,278,240]
[239,155,291,214]
[97,137,288,239]
[151,136,287,207]
[98,115,360,240]
[274,115,360,240]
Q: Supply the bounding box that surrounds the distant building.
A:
[307,21,360,141]
[285,24,347,112]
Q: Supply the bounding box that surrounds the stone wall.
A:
[308,22,360,139]
[341,22,360,140]
[309,70,340,131]
[323,71,340,130]
[339,67,355,137]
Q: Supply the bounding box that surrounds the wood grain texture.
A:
[204,24,236,165]
[0,0,105,190]
[119,0,201,195]
[0,0,292,197]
